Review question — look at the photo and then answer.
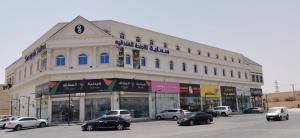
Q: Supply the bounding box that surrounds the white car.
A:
[266,107,289,121]
[5,117,48,131]
[0,116,19,129]
[156,109,191,120]
[105,110,132,122]
[213,106,232,116]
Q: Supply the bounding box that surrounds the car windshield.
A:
[106,111,118,115]
[269,108,280,113]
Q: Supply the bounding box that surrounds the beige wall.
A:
[0,86,10,115]
[263,91,300,108]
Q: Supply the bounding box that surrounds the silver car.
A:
[105,110,132,122]
[0,116,19,129]
[156,109,191,120]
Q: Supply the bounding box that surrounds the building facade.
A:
[5,16,263,123]
[0,85,10,115]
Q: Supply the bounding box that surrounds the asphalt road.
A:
[1,109,300,138]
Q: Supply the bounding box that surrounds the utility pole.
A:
[292,84,296,100]
[274,80,279,92]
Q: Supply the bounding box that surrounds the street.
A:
[1,109,300,138]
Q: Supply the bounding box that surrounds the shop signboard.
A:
[49,79,114,94]
[151,81,180,93]
[112,79,151,92]
[200,84,220,98]
[236,88,251,96]
[250,88,263,96]
[221,86,237,97]
[180,83,200,96]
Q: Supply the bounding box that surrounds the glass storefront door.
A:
[120,97,149,118]
[52,100,80,123]
[85,98,111,121]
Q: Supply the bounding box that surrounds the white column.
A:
[66,48,71,69]
[47,97,52,123]
[92,47,97,67]
[47,48,52,70]
[79,95,85,122]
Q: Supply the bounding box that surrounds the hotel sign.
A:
[25,44,46,62]
[115,39,170,54]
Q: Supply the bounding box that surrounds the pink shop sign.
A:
[151,81,180,93]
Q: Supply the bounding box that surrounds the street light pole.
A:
[40,92,42,119]
[68,90,71,126]
[155,91,157,117]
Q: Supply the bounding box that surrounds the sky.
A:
[0,0,300,93]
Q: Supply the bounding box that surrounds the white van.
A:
[266,107,289,121]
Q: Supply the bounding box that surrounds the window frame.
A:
[100,53,110,64]
[78,53,88,65]
[56,55,66,66]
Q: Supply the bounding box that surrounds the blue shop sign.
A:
[25,44,47,62]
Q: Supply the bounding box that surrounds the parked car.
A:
[266,107,289,121]
[0,116,19,129]
[5,117,48,131]
[156,109,191,120]
[213,106,232,116]
[81,116,130,131]
[0,115,12,120]
[177,112,213,126]
[243,107,264,114]
[105,110,132,122]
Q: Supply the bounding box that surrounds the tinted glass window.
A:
[120,111,129,114]
[107,111,118,115]
[106,117,118,121]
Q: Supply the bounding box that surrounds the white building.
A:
[5,16,263,123]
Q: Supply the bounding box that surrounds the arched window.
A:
[79,54,88,65]
[126,54,131,64]
[150,40,154,45]
[188,48,191,53]
[120,32,125,39]
[100,53,109,64]
[214,67,217,76]
[136,36,141,42]
[169,60,174,70]
[155,58,160,68]
[182,62,186,72]
[207,52,210,57]
[176,45,180,51]
[56,55,65,66]
[198,50,201,55]
[141,57,146,66]
[163,42,168,48]
[231,70,234,78]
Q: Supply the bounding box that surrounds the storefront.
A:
[151,81,180,114]
[236,88,251,112]
[35,83,49,120]
[250,88,263,107]
[180,83,201,111]
[221,86,237,112]
[113,79,151,118]
[201,84,221,111]
[48,79,114,122]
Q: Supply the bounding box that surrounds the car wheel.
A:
[286,115,289,120]
[2,124,5,129]
[206,119,211,124]
[279,116,283,121]
[14,124,22,131]
[116,124,124,130]
[189,120,194,126]
[156,116,162,120]
[173,116,178,120]
[267,118,270,122]
[221,112,226,116]
[86,125,94,131]
[39,122,46,128]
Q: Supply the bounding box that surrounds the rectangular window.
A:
[256,75,260,82]
[245,73,248,80]
[223,69,226,77]
[214,68,217,76]
[204,66,208,74]
[238,72,241,79]
[194,65,198,73]
[252,75,255,82]
[260,76,264,83]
